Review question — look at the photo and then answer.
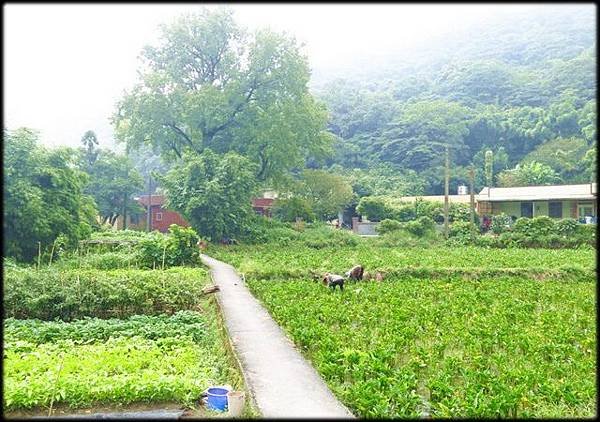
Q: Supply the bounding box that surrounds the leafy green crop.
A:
[3,267,208,320]
[4,311,209,345]
[210,243,595,417]
[207,243,595,281]
[247,276,596,418]
[3,308,242,412]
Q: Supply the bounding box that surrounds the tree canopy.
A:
[113,8,332,187]
[157,149,258,240]
[4,128,97,261]
[312,6,596,195]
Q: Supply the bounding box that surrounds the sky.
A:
[4,3,549,149]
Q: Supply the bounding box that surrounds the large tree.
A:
[113,8,332,187]
[157,149,258,240]
[296,169,354,220]
[497,161,562,187]
[4,128,97,261]
[82,149,145,227]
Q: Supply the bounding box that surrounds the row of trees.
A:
[4,128,145,261]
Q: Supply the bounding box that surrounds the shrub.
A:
[238,215,299,244]
[448,221,479,243]
[473,234,499,248]
[376,219,403,235]
[497,231,526,248]
[272,197,315,223]
[491,213,513,234]
[3,267,207,321]
[403,216,436,237]
[134,225,200,268]
[513,216,554,237]
[356,197,394,222]
[296,223,359,248]
[165,225,199,266]
[392,205,416,222]
[556,218,579,236]
[574,224,596,247]
[374,230,432,248]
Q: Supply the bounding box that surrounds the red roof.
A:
[252,198,274,208]
[136,195,165,207]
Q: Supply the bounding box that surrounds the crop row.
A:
[4,311,209,345]
[3,307,242,412]
[3,267,208,321]
[208,244,595,279]
[246,276,596,418]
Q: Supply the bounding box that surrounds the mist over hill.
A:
[309,5,596,195]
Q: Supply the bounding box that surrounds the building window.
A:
[155,212,163,221]
[520,202,533,218]
[578,202,595,218]
[548,201,562,218]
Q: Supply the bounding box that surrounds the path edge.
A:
[207,263,262,417]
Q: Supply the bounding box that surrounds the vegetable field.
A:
[2,251,250,416]
[208,244,595,280]
[214,243,596,418]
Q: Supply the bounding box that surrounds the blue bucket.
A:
[206,387,229,411]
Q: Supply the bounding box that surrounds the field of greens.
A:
[2,246,252,416]
[208,243,595,281]
[213,242,596,418]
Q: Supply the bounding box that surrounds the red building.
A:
[252,197,275,217]
[129,195,190,233]
[118,194,275,233]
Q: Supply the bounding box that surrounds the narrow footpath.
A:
[201,254,354,419]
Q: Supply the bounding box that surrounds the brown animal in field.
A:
[322,272,345,291]
[375,272,384,282]
[362,271,372,281]
[345,265,364,282]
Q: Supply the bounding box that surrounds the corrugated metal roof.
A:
[477,183,596,202]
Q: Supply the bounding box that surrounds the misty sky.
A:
[4,3,550,149]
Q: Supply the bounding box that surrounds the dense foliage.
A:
[314,6,596,195]
[113,7,332,186]
[3,266,207,320]
[356,196,473,224]
[158,150,258,240]
[3,128,98,262]
[79,133,145,227]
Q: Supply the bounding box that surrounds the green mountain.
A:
[312,5,596,195]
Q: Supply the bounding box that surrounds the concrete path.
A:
[201,254,354,419]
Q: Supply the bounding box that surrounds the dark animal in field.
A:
[345,265,364,281]
[322,273,345,291]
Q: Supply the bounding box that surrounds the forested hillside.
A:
[312,6,596,195]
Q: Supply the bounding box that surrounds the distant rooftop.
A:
[135,195,165,207]
[395,194,477,204]
[478,183,596,202]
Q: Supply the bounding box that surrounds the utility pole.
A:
[123,191,128,230]
[469,165,476,236]
[147,174,152,232]
[444,145,450,239]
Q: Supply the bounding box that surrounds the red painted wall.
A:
[148,205,190,233]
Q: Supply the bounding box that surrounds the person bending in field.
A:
[322,272,345,291]
[345,265,364,282]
